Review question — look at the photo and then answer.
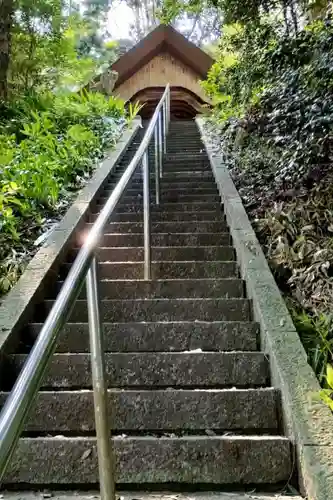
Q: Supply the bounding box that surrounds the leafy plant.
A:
[126,100,146,124]
[200,4,333,400]
[0,90,126,296]
[292,311,333,383]
[320,364,333,411]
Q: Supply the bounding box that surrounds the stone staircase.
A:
[1,121,298,496]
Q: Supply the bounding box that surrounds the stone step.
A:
[103,189,220,202]
[118,183,219,195]
[163,148,205,152]
[164,134,200,138]
[0,493,303,500]
[160,164,211,171]
[0,388,280,433]
[129,171,214,179]
[105,179,216,190]
[166,139,202,142]
[127,173,215,182]
[112,180,216,190]
[164,150,205,156]
[100,194,221,204]
[167,136,202,140]
[52,278,244,300]
[166,135,202,140]
[26,321,259,352]
[169,127,199,131]
[104,188,219,198]
[165,142,203,147]
[40,298,250,322]
[10,352,269,388]
[104,192,221,202]
[113,179,216,188]
[123,153,207,161]
[153,154,206,160]
[167,138,202,142]
[71,246,235,262]
[159,162,208,167]
[158,162,210,169]
[167,134,201,137]
[62,261,238,280]
[166,140,203,145]
[110,174,215,185]
[168,128,200,130]
[85,221,227,234]
[98,233,231,247]
[108,202,222,213]
[164,154,207,160]
[168,136,200,140]
[156,172,213,179]
[164,150,206,155]
[94,211,222,222]
[4,436,291,485]
[153,166,212,173]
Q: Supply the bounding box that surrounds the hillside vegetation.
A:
[0,0,128,295]
[163,0,333,405]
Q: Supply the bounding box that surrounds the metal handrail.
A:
[0,84,171,499]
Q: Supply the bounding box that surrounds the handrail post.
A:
[165,92,168,132]
[168,87,171,128]
[163,102,167,154]
[142,151,151,280]
[86,256,115,500]
[154,124,160,205]
[158,112,163,178]
[166,89,169,132]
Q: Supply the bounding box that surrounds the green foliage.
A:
[0,0,125,295]
[199,0,333,408]
[202,20,281,118]
[126,101,145,124]
[292,310,333,383]
[0,91,126,295]
[205,16,333,193]
[2,1,118,99]
[9,12,98,95]
[161,0,330,27]
[160,0,204,22]
[320,363,333,411]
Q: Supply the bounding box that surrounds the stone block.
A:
[11,352,269,388]
[29,320,259,353]
[43,298,251,322]
[0,388,280,433]
[5,436,291,485]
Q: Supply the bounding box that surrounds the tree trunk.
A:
[290,0,299,35]
[0,0,13,100]
[281,0,290,36]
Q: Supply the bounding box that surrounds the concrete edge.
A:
[0,118,141,355]
[196,117,333,500]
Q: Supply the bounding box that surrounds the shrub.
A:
[0,91,126,294]
[203,16,333,403]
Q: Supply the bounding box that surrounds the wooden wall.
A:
[129,87,207,119]
[114,51,209,104]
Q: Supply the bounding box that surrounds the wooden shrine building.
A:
[105,25,214,120]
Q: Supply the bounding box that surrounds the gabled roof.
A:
[111,24,213,89]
